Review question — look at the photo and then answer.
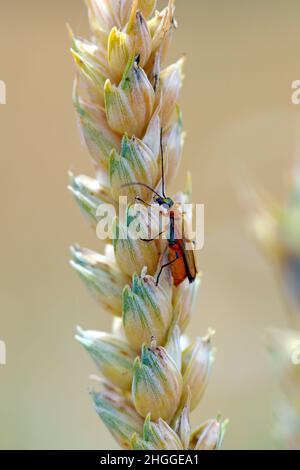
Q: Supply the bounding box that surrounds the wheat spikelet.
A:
[69,0,227,450]
[250,170,300,449]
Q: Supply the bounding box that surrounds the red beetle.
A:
[124,130,198,287]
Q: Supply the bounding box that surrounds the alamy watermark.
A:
[0,340,6,365]
[94,197,205,251]
[291,340,300,366]
[1,79,7,364]
[291,80,300,105]
[1,81,7,364]
[0,80,6,105]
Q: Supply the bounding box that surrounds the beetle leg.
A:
[156,253,179,286]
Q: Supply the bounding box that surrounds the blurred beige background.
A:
[1,0,300,450]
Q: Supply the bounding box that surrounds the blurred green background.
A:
[1,0,300,449]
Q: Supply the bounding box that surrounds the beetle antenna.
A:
[121,182,163,199]
[160,128,167,198]
[135,196,153,208]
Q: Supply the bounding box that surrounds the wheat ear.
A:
[250,171,300,449]
[69,0,227,450]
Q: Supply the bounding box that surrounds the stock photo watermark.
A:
[0,340,6,366]
[1,81,7,363]
[291,341,300,366]
[0,80,6,105]
[94,197,205,251]
[291,80,300,105]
